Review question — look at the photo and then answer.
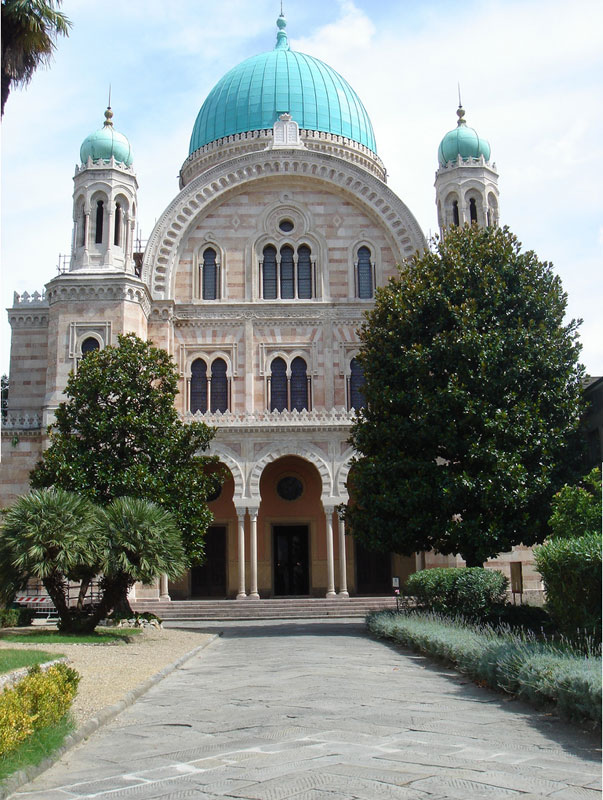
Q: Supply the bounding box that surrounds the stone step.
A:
[132,596,397,620]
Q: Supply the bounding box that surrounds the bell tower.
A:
[71,106,138,272]
[435,105,500,236]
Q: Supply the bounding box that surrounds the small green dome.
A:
[438,106,490,167]
[189,14,377,155]
[80,107,133,167]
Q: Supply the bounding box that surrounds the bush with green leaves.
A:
[404,567,508,619]
[548,466,601,539]
[367,610,601,725]
[534,532,602,638]
[0,608,34,628]
[0,663,80,756]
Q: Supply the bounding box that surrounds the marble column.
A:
[159,573,170,601]
[324,506,336,598]
[236,512,247,599]
[337,518,349,597]
[249,508,260,599]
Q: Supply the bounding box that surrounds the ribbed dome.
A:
[438,106,490,167]
[80,107,133,167]
[189,14,377,155]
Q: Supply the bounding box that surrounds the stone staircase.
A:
[132,596,397,621]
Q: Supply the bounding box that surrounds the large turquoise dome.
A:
[438,106,490,167]
[189,14,377,155]
[80,107,133,167]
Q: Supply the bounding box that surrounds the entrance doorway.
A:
[355,539,391,594]
[190,525,227,597]
[273,525,309,596]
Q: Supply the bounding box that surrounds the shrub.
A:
[534,532,602,638]
[367,610,601,725]
[404,567,508,619]
[0,607,34,628]
[484,604,554,634]
[0,663,80,756]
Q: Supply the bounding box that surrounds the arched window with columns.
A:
[95,200,104,244]
[356,246,373,299]
[348,357,365,410]
[190,358,208,413]
[280,245,295,299]
[290,357,309,411]
[210,358,228,412]
[261,243,316,299]
[270,357,287,411]
[201,247,219,300]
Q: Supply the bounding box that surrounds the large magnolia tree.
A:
[347,225,585,566]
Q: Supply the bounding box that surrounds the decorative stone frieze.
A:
[46,274,152,317]
[2,411,43,430]
[183,407,353,430]
[12,291,47,306]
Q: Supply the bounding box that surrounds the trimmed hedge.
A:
[0,663,80,756]
[404,567,508,619]
[0,608,35,628]
[367,610,601,726]
[534,532,602,638]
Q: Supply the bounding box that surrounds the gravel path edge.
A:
[1,632,221,800]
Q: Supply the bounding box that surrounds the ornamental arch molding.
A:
[142,150,426,299]
[248,442,333,500]
[336,448,355,498]
[206,443,245,500]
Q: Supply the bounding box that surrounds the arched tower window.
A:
[280,245,295,299]
[349,358,365,410]
[95,200,104,244]
[202,247,218,300]
[297,244,312,299]
[210,358,228,412]
[469,197,478,223]
[114,203,121,246]
[79,205,86,247]
[290,357,309,411]
[262,245,277,300]
[190,359,208,413]
[270,357,287,411]
[81,337,100,356]
[357,246,373,299]
[452,200,460,227]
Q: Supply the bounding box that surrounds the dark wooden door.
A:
[355,539,391,594]
[190,525,227,597]
[273,525,309,596]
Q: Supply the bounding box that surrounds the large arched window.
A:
[356,246,373,299]
[290,357,309,411]
[297,244,312,299]
[114,203,122,246]
[270,357,287,411]
[262,245,277,299]
[452,199,460,226]
[469,197,478,223]
[190,359,208,413]
[95,200,104,244]
[280,245,295,300]
[349,358,365,410]
[210,358,228,412]
[202,247,219,300]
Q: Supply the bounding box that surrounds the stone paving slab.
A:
[9,619,601,800]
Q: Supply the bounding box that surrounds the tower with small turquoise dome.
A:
[435,104,499,236]
[71,105,138,272]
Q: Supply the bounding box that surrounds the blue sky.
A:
[2,0,602,374]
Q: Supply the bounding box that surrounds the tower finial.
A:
[275,6,289,50]
[104,85,114,127]
[108,83,111,109]
[457,82,462,108]
[456,85,466,127]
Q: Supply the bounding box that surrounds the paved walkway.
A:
[12,620,601,800]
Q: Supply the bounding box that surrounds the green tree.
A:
[548,466,601,540]
[31,333,221,566]
[1,0,71,117]
[347,225,585,566]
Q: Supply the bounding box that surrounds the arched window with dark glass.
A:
[190,359,207,413]
[210,358,228,412]
[290,357,309,411]
[202,247,218,300]
[349,358,365,410]
[357,246,373,299]
[114,203,121,246]
[469,197,478,223]
[81,337,100,357]
[280,245,294,299]
[262,245,277,299]
[270,357,287,411]
[452,199,460,226]
[95,200,104,244]
[79,204,86,247]
[297,244,312,299]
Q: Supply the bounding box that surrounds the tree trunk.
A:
[86,573,132,630]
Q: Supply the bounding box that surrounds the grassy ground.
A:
[0,628,141,645]
[0,715,74,783]
[0,649,62,674]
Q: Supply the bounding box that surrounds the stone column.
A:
[236,512,247,599]
[337,518,349,597]
[249,508,260,599]
[159,574,170,601]
[324,505,336,598]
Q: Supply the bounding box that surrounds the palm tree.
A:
[0,487,103,629]
[1,0,71,117]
